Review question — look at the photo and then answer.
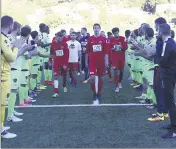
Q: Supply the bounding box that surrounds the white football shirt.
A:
[67,40,81,63]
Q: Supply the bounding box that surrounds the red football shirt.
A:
[63,36,72,43]
[109,36,128,60]
[86,35,108,62]
[51,40,69,66]
[106,37,112,53]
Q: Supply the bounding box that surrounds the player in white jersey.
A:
[67,32,82,87]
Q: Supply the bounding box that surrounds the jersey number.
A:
[93,45,102,52]
[56,50,64,56]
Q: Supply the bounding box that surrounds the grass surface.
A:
[2,66,176,148]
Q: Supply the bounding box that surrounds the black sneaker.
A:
[161,130,176,139]
[145,99,152,104]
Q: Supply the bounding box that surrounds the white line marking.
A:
[95,76,98,94]
[13,103,153,108]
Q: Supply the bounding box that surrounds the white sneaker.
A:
[1,130,17,139]
[13,111,23,116]
[31,100,36,103]
[128,77,133,81]
[7,116,23,122]
[64,87,67,93]
[93,99,99,105]
[52,93,59,98]
[4,126,10,131]
[135,94,146,99]
[139,99,146,104]
[81,71,85,74]
[115,87,120,93]
[77,72,80,76]
[118,83,122,89]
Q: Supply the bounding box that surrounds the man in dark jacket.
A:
[158,23,176,139]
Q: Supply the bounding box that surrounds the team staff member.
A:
[153,17,168,121]
[1,15,17,139]
[85,23,108,105]
[158,24,176,139]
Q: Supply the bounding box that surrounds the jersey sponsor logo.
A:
[69,44,75,49]
[90,72,94,74]
[56,50,64,56]
[93,44,102,52]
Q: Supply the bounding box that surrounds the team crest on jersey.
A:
[6,43,11,49]
[99,41,102,44]
[60,46,64,49]
[13,78,17,83]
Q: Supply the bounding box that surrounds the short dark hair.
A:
[45,25,49,30]
[145,28,154,38]
[21,26,31,37]
[159,23,171,36]
[155,17,167,25]
[125,30,131,38]
[107,32,112,36]
[112,27,120,34]
[31,31,38,39]
[141,23,150,33]
[93,23,101,29]
[12,21,21,32]
[133,29,139,36]
[81,27,87,32]
[171,30,175,38]
[61,29,66,34]
[56,31,63,37]
[71,31,77,35]
[1,15,13,28]
[39,23,46,30]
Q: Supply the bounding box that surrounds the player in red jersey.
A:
[106,32,113,82]
[61,29,72,43]
[100,31,106,38]
[50,32,69,97]
[48,32,58,76]
[85,23,108,105]
[110,27,128,92]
